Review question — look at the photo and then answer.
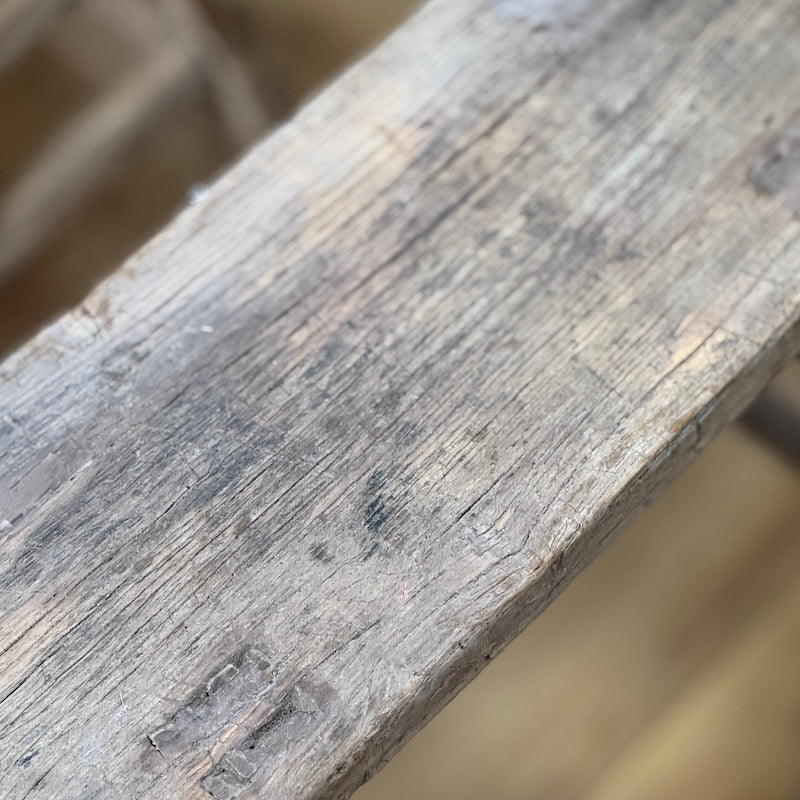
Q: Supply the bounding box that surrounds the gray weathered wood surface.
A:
[2,0,800,797]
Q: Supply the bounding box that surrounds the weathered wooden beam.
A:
[2,0,800,798]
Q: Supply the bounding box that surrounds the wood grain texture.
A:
[2,0,800,798]
[355,424,800,799]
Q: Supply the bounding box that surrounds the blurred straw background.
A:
[2,3,800,798]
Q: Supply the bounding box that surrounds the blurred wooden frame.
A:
[0,0,269,280]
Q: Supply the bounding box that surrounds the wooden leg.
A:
[0,0,77,71]
[742,388,800,469]
[154,0,270,145]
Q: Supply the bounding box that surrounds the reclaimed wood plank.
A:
[2,0,800,797]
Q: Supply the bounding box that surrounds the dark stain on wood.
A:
[15,750,38,768]
[303,339,343,381]
[520,195,562,240]
[148,643,276,763]
[363,470,392,532]
[634,0,677,19]
[309,541,334,563]
[364,496,392,536]
[393,420,422,446]
[749,115,800,217]
[199,683,321,799]
[362,469,398,560]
